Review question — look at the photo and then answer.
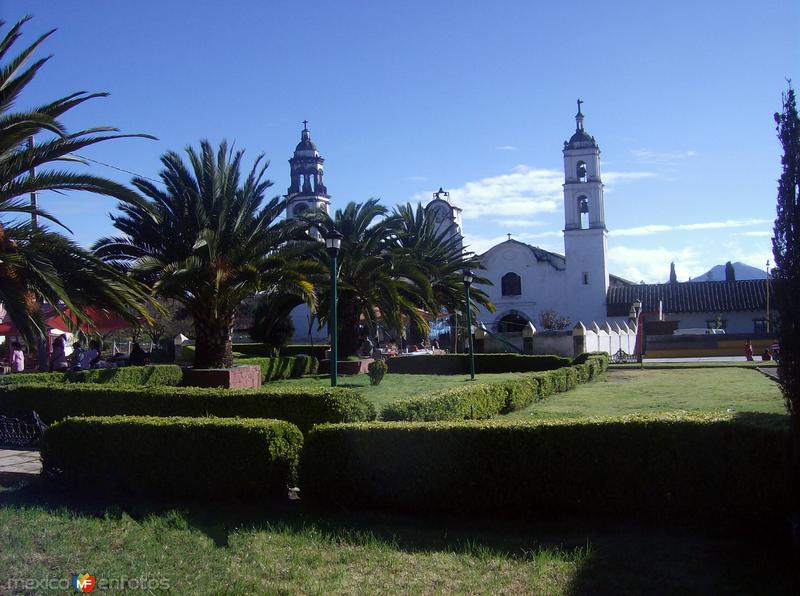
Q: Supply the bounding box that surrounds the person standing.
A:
[744,340,754,361]
[11,342,25,373]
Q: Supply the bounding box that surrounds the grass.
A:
[504,366,786,421]
[267,372,530,412]
[0,480,794,595]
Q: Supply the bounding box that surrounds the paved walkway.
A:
[0,449,41,476]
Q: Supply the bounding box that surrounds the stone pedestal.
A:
[182,365,261,389]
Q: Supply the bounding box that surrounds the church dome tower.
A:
[286,121,330,238]
[562,100,609,323]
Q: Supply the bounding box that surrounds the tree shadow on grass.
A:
[0,477,796,593]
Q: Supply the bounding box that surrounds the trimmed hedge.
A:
[573,351,610,367]
[0,365,183,387]
[386,353,570,375]
[381,355,608,421]
[0,383,376,433]
[179,347,319,381]
[300,413,791,518]
[236,355,319,382]
[182,343,330,362]
[233,343,330,360]
[42,416,303,498]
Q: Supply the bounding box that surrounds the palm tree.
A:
[94,140,317,368]
[0,17,158,343]
[306,200,438,356]
[390,202,493,314]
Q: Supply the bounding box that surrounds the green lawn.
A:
[504,367,786,421]
[267,372,531,412]
[0,482,793,595]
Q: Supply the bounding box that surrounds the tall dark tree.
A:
[94,141,317,368]
[724,261,736,281]
[669,262,677,283]
[773,84,800,523]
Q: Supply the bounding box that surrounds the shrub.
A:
[367,360,388,386]
[0,383,375,433]
[386,353,570,375]
[178,352,318,382]
[228,343,330,360]
[42,416,302,498]
[573,351,609,367]
[0,365,183,387]
[300,413,791,518]
[381,359,607,421]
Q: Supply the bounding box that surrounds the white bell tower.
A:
[562,100,609,323]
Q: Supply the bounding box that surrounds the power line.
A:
[71,152,161,184]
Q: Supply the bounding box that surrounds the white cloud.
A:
[631,149,698,163]
[492,218,546,228]
[611,218,771,237]
[495,145,518,151]
[413,164,651,222]
[603,171,656,185]
[608,245,703,283]
[737,230,772,237]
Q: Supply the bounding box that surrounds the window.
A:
[501,272,522,296]
[577,160,587,182]
[582,272,589,285]
[292,203,309,216]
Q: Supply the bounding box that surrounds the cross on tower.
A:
[302,119,309,130]
[577,99,583,114]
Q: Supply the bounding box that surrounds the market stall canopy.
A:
[45,307,133,334]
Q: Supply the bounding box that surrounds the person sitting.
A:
[762,349,772,361]
[49,335,69,371]
[74,340,101,370]
[128,341,148,366]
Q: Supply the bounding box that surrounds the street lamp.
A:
[324,230,344,387]
[463,269,476,381]
[629,298,643,365]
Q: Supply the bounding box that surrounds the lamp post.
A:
[324,230,343,387]
[765,259,771,334]
[463,269,476,381]
[629,298,643,365]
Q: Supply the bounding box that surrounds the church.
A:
[282,106,772,347]
[425,102,773,340]
[427,102,635,336]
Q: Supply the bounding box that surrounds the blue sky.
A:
[4,0,798,282]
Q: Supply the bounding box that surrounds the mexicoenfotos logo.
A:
[71,573,96,593]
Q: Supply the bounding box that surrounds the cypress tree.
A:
[724,261,736,281]
[773,84,800,539]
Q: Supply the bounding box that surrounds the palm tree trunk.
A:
[194,314,234,368]
[338,302,361,358]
